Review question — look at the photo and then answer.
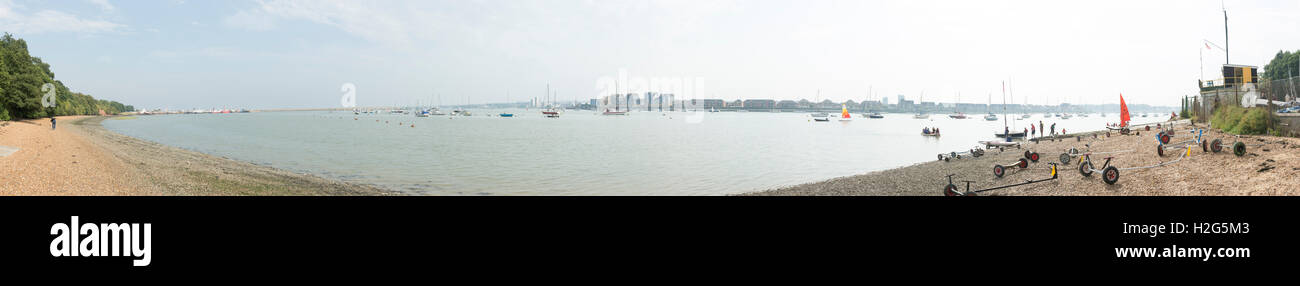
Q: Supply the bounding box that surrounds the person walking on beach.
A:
[1050,123,1056,136]
[50,117,56,130]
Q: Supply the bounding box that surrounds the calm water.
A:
[102,110,1172,195]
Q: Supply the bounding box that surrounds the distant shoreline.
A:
[0,116,395,195]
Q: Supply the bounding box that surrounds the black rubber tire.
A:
[1029,152,1040,162]
[1059,153,1071,165]
[1202,139,1208,152]
[993,165,1005,178]
[1211,139,1223,153]
[938,154,944,161]
[944,184,961,196]
[1159,132,1171,144]
[1017,158,1029,168]
[1102,166,1120,185]
[1024,151,1032,159]
[944,156,950,162]
[1079,161,1093,177]
[1233,141,1246,157]
[1157,144,1164,157]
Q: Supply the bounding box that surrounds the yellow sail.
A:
[841,105,850,118]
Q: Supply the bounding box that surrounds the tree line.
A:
[1263,49,1299,80]
[0,33,132,121]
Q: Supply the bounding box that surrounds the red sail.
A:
[1118,94,1130,127]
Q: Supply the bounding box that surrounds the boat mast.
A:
[1002,80,1008,129]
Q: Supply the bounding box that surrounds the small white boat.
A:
[983,113,998,121]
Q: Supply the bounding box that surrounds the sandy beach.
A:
[0,116,394,195]
[751,120,1300,196]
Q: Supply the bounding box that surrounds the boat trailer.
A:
[1079,145,1192,185]
[1057,144,1134,165]
[938,146,986,162]
[993,157,1032,178]
[1205,135,1266,157]
[944,164,1059,196]
[1023,150,1042,163]
[1156,128,1203,157]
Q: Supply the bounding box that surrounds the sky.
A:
[1,0,1297,110]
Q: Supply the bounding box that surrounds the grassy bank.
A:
[1210,105,1274,135]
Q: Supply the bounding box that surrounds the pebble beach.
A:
[751,120,1300,196]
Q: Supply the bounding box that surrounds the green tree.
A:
[1263,50,1300,80]
[0,33,132,120]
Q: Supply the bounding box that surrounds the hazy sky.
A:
[2,0,1297,110]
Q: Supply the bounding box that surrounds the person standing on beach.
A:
[50,117,56,130]
[1050,123,1056,136]
[1039,121,1044,137]
[1031,124,1036,138]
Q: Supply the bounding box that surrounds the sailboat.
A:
[994,81,1025,139]
[948,92,968,119]
[1107,93,1132,131]
[1013,84,1029,119]
[983,93,998,121]
[541,85,561,118]
[913,91,929,119]
[839,105,852,122]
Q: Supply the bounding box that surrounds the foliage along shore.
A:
[1,33,131,121]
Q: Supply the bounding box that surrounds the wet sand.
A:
[750,120,1300,196]
[0,116,395,195]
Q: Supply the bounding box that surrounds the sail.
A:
[1118,93,1131,127]
[841,105,850,118]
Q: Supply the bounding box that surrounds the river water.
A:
[103,110,1171,195]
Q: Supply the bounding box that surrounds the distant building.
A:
[695,99,724,109]
[729,100,743,107]
[777,100,798,109]
[743,99,775,109]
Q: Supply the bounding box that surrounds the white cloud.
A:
[87,0,114,13]
[222,9,274,31]
[224,0,411,46]
[0,0,124,34]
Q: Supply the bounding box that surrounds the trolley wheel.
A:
[1202,139,1208,152]
[944,184,961,196]
[1017,158,1029,168]
[1079,161,1093,177]
[993,165,1006,178]
[1024,151,1031,159]
[938,154,944,161]
[1211,139,1223,153]
[1059,153,1071,165]
[944,156,951,162]
[1157,144,1164,157]
[1028,152,1040,162]
[1102,166,1120,185]
[1233,141,1246,157]
[1159,132,1171,144]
